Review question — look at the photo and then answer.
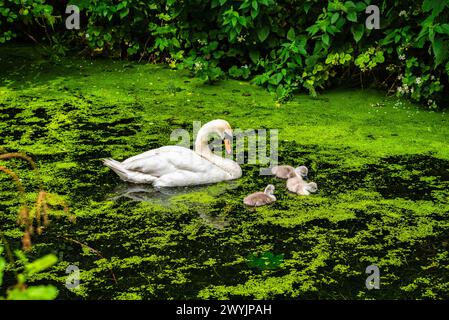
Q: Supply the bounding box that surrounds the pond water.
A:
[1,46,449,299]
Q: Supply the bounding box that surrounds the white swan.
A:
[103,119,242,187]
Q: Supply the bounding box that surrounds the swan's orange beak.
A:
[224,138,232,155]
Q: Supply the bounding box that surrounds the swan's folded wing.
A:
[121,146,181,165]
[121,146,213,176]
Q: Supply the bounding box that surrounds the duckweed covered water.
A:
[1,45,449,299]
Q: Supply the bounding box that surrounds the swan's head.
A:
[294,166,309,179]
[305,182,318,193]
[264,184,275,195]
[205,119,233,155]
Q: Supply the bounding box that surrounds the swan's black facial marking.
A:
[224,132,233,141]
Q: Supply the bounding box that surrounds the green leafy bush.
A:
[0,0,56,42]
[0,0,448,107]
[0,245,58,300]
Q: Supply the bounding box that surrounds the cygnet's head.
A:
[305,182,318,193]
[294,166,309,179]
[264,184,275,195]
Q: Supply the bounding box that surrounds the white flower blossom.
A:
[237,35,246,43]
[194,61,203,71]
[415,77,422,85]
[399,10,407,17]
[399,54,406,61]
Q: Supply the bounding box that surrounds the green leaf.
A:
[355,2,366,11]
[103,33,112,42]
[252,0,258,11]
[257,26,270,42]
[119,8,129,19]
[297,36,308,55]
[435,24,449,35]
[228,65,242,78]
[322,33,330,46]
[249,50,260,63]
[351,24,364,42]
[231,17,237,27]
[381,29,398,45]
[287,27,296,41]
[432,38,449,67]
[238,16,247,27]
[213,50,224,59]
[429,27,435,43]
[269,73,283,85]
[229,29,237,41]
[422,0,447,16]
[347,11,357,22]
[25,254,57,276]
[7,285,58,300]
[345,1,356,9]
[14,250,28,264]
[331,12,340,24]
[0,256,5,287]
[239,1,251,9]
[304,3,312,13]
[306,24,320,35]
[251,8,259,19]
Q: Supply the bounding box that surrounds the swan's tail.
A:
[103,158,132,181]
[103,158,157,184]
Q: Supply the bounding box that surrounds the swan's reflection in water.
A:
[109,183,192,202]
[108,182,239,229]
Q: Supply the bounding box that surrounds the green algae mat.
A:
[1,45,449,299]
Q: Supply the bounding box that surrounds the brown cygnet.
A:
[286,167,318,195]
[287,180,318,195]
[243,184,276,207]
[271,165,308,179]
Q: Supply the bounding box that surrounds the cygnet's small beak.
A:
[303,175,308,180]
[224,138,232,155]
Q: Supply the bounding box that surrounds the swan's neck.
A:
[194,125,238,176]
[194,125,213,157]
